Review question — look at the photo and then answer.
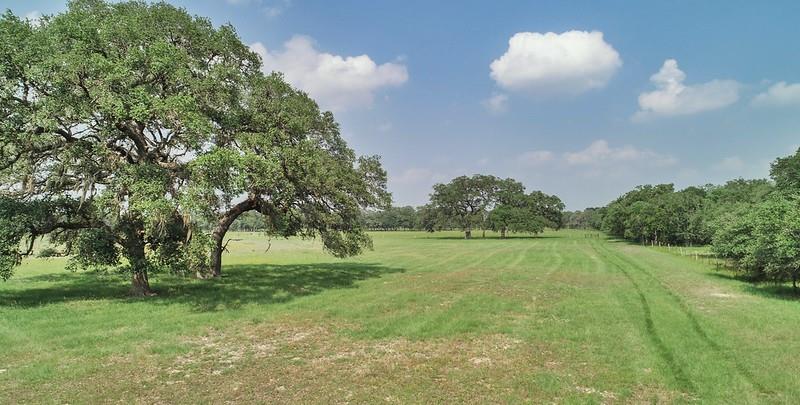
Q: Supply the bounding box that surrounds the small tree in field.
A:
[0,1,389,294]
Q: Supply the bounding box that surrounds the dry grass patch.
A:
[142,320,563,403]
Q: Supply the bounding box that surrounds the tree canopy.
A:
[0,0,389,294]
[426,174,563,238]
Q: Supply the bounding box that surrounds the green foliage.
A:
[563,207,604,230]
[488,204,545,236]
[66,228,120,272]
[0,197,96,279]
[771,147,800,193]
[428,175,486,235]
[713,196,800,285]
[599,181,773,246]
[426,175,563,238]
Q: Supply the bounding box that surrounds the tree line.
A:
[574,148,800,288]
[363,175,565,239]
[361,175,566,238]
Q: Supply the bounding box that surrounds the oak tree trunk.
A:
[500,228,506,239]
[209,236,224,278]
[465,229,471,239]
[122,224,154,296]
[208,197,260,278]
[131,270,153,296]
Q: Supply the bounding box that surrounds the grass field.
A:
[2,230,799,403]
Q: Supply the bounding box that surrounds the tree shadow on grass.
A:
[159,263,404,312]
[706,272,800,302]
[742,284,800,301]
[0,262,404,311]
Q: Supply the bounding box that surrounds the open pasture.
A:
[2,230,799,403]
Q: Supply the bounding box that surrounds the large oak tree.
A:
[0,0,389,294]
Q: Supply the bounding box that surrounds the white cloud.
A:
[712,156,745,172]
[490,30,622,95]
[393,168,433,184]
[752,82,800,107]
[251,36,408,111]
[517,150,555,166]
[24,11,41,26]
[634,59,739,120]
[378,122,393,132]
[564,140,676,167]
[483,93,509,113]
[226,0,290,16]
[263,0,292,17]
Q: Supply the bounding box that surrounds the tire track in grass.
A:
[600,243,769,394]
[508,240,536,269]
[589,241,696,393]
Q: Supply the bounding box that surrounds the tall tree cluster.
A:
[424,175,564,239]
[711,150,800,287]
[0,1,389,294]
[593,148,800,287]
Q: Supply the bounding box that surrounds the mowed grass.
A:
[1,231,800,403]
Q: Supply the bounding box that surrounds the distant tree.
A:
[229,211,267,232]
[428,175,493,239]
[427,175,562,239]
[477,177,524,237]
[416,204,441,232]
[490,191,564,238]
[526,191,565,230]
[564,207,603,230]
[361,206,419,231]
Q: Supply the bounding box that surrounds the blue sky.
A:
[11,1,800,209]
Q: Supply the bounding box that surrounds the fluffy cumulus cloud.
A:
[490,30,622,94]
[226,0,291,17]
[752,82,800,107]
[251,36,408,111]
[24,10,42,26]
[563,140,676,167]
[483,93,509,113]
[634,59,739,120]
